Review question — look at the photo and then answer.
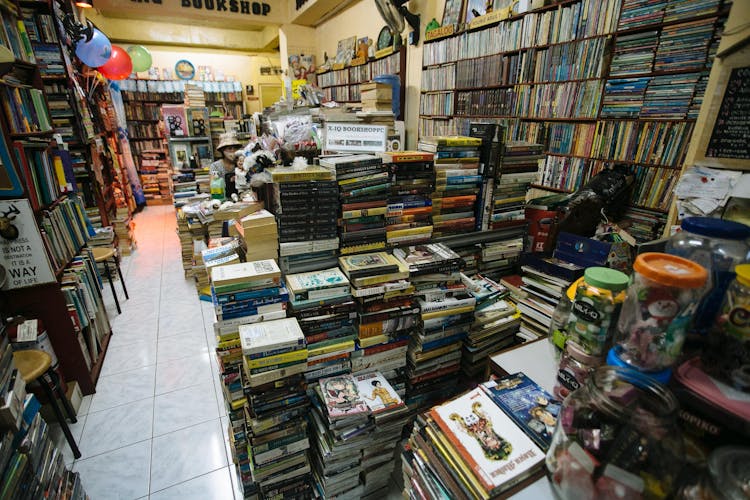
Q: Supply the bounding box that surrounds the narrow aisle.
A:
[56,205,240,500]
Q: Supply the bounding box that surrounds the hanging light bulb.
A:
[75,0,93,8]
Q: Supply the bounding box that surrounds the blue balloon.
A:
[75,29,112,68]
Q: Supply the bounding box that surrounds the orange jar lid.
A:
[634,252,708,288]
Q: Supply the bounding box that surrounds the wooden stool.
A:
[13,350,81,459]
[92,247,129,314]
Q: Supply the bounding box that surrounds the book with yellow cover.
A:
[244,348,308,370]
[268,166,334,183]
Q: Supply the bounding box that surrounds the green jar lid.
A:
[584,267,630,292]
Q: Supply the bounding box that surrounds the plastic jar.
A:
[549,277,582,353]
[567,267,629,356]
[702,263,750,391]
[554,341,603,400]
[546,366,684,499]
[678,446,750,500]
[666,217,750,334]
[613,253,708,372]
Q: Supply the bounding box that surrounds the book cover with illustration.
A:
[338,251,399,278]
[353,371,403,414]
[285,267,349,293]
[430,388,544,495]
[162,105,188,137]
[393,243,462,274]
[318,374,369,420]
[480,372,560,451]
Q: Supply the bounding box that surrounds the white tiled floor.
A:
[47,205,404,499]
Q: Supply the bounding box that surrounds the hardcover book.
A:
[430,387,544,495]
[480,372,560,451]
[318,374,369,420]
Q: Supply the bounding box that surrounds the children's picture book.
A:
[480,372,561,451]
[354,372,403,413]
[319,374,369,420]
[335,36,356,65]
[162,105,188,137]
[430,387,544,495]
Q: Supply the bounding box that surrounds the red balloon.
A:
[98,45,133,80]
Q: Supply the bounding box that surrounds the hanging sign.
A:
[0,199,55,290]
[325,123,388,153]
[94,0,287,26]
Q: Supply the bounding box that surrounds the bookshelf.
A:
[317,47,406,119]
[418,0,729,222]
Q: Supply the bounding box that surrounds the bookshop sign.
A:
[96,0,287,25]
[0,200,55,290]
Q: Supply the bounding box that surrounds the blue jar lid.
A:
[681,217,750,240]
[607,348,672,385]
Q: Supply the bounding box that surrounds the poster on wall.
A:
[325,123,387,153]
[0,199,55,290]
[289,54,317,86]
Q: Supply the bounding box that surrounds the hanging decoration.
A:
[75,28,112,68]
[98,45,132,80]
[127,45,152,73]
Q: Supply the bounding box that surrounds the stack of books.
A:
[340,252,414,392]
[309,372,407,498]
[381,151,435,246]
[268,167,339,274]
[517,263,574,341]
[112,208,135,256]
[195,239,242,292]
[492,142,543,230]
[286,267,357,384]
[393,243,469,409]
[319,155,389,255]
[176,209,194,274]
[418,136,483,238]
[240,317,311,499]
[403,385,545,499]
[359,82,392,112]
[233,210,278,263]
[460,273,521,381]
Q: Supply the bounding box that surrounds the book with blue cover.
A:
[479,372,560,451]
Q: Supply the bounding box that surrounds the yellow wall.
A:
[314,0,443,148]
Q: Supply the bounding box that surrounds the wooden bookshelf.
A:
[318,47,406,120]
[418,0,730,219]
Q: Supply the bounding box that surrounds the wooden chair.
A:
[92,247,129,314]
[13,350,81,459]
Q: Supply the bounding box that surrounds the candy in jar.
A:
[546,366,684,499]
[613,253,707,372]
[554,340,603,400]
[703,263,750,391]
[567,267,629,356]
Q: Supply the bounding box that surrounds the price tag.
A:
[16,319,38,342]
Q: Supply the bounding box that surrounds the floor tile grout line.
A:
[72,435,153,464]
[148,463,230,497]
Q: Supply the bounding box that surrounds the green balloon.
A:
[127,45,152,73]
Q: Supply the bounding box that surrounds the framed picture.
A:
[171,143,190,169]
[464,0,488,23]
[335,36,356,65]
[442,0,465,25]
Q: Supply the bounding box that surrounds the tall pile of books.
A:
[268,166,339,274]
[359,82,392,113]
[403,384,546,499]
[338,252,414,395]
[309,372,408,498]
[319,155,389,255]
[418,136,483,238]
[176,209,194,274]
[381,151,435,246]
[460,273,521,381]
[240,316,311,499]
[393,243,470,410]
[112,207,136,255]
[517,262,574,341]
[210,260,301,498]
[493,142,543,230]
[285,267,357,384]
[233,210,278,263]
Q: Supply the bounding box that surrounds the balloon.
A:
[75,29,112,68]
[98,45,132,80]
[127,45,152,73]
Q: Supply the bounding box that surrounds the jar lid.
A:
[633,252,708,288]
[584,267,630,292]
[566,340,604,365]
[736,264,750,288]
[567,277,584,301]
[681,217,750,240]
[707,446,750,499]
[606,348,673,384]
